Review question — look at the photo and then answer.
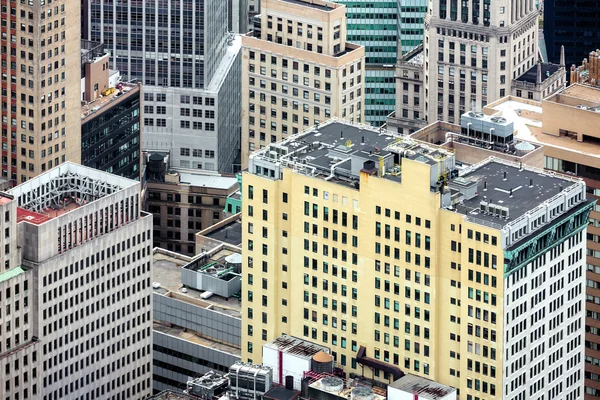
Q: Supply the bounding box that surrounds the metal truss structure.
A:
[17,170,122,213]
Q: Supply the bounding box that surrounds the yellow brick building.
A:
[242,120,591,400]
[240,0,365,168]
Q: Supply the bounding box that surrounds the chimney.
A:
[536,63,542,85]
[560,45,566,69]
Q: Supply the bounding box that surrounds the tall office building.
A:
[248,0,261,20]
[544,0,600,73]
[0,162,153,400]
[80,41,142,181]
[229,0,250,34]
[241,119,591,399]
[5,0,82,183]
[483,84,600,399]
[424,0,540,123]
[240,0,365,168]
[83,0,242,173]
[333,0,426,126]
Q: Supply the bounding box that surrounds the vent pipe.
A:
[503,171,507,181]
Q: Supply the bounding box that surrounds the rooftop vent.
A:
[490,116,507,123]
[468,111,485,118]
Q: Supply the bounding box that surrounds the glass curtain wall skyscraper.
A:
[333,0,426,127]
[83,0,242,173]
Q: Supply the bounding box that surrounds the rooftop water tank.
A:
[311,351,334,374]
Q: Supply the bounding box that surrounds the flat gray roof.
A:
[204,219,243,246]
[152,250,242,317]
[455,161,575,225]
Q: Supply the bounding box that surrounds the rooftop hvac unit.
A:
[468,111,485,118]
[480,201,488,213]
[187,371,229,399]
[498,206,510,219]
[229,362,273,399]
[494,206,502,218]
[487,203,496,216]
[490,116,507,123]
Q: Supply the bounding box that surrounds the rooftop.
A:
[202,218,243,246]
[515,63,562,84]
[250,120,585,237]
[248,119,455,187]
[81,82,140,123]
[153,250,241,317]
[279,0,340,11]
[177,172,238,191]
[399,44,424,66]
[264,335,330,359]
[486,96,600,159]
[0,194,12,205]
[454,160,577,226]
[389,375,456,400]
[308,377,386,400]
[549,83,600,104]
[264,387,299,400]
[207,35,242,92]
[9,162,138,225]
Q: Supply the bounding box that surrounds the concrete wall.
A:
[154,331,241,393]
[542,96,600,140]
[449,142,544,168]
[154,292,242,346]
[83,54,110,102]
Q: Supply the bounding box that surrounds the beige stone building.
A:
[386,44,427,135]
[395,0,564,125]
[13,0,82,183]
[240,0,365,168]
[242,119,590,399]
[570,49,600,88]
[484,84,600,398]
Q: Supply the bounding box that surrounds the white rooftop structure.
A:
[177,172,238,190]
[10,162,138,216]
[388,375,457,400]
[487,99,542,141]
